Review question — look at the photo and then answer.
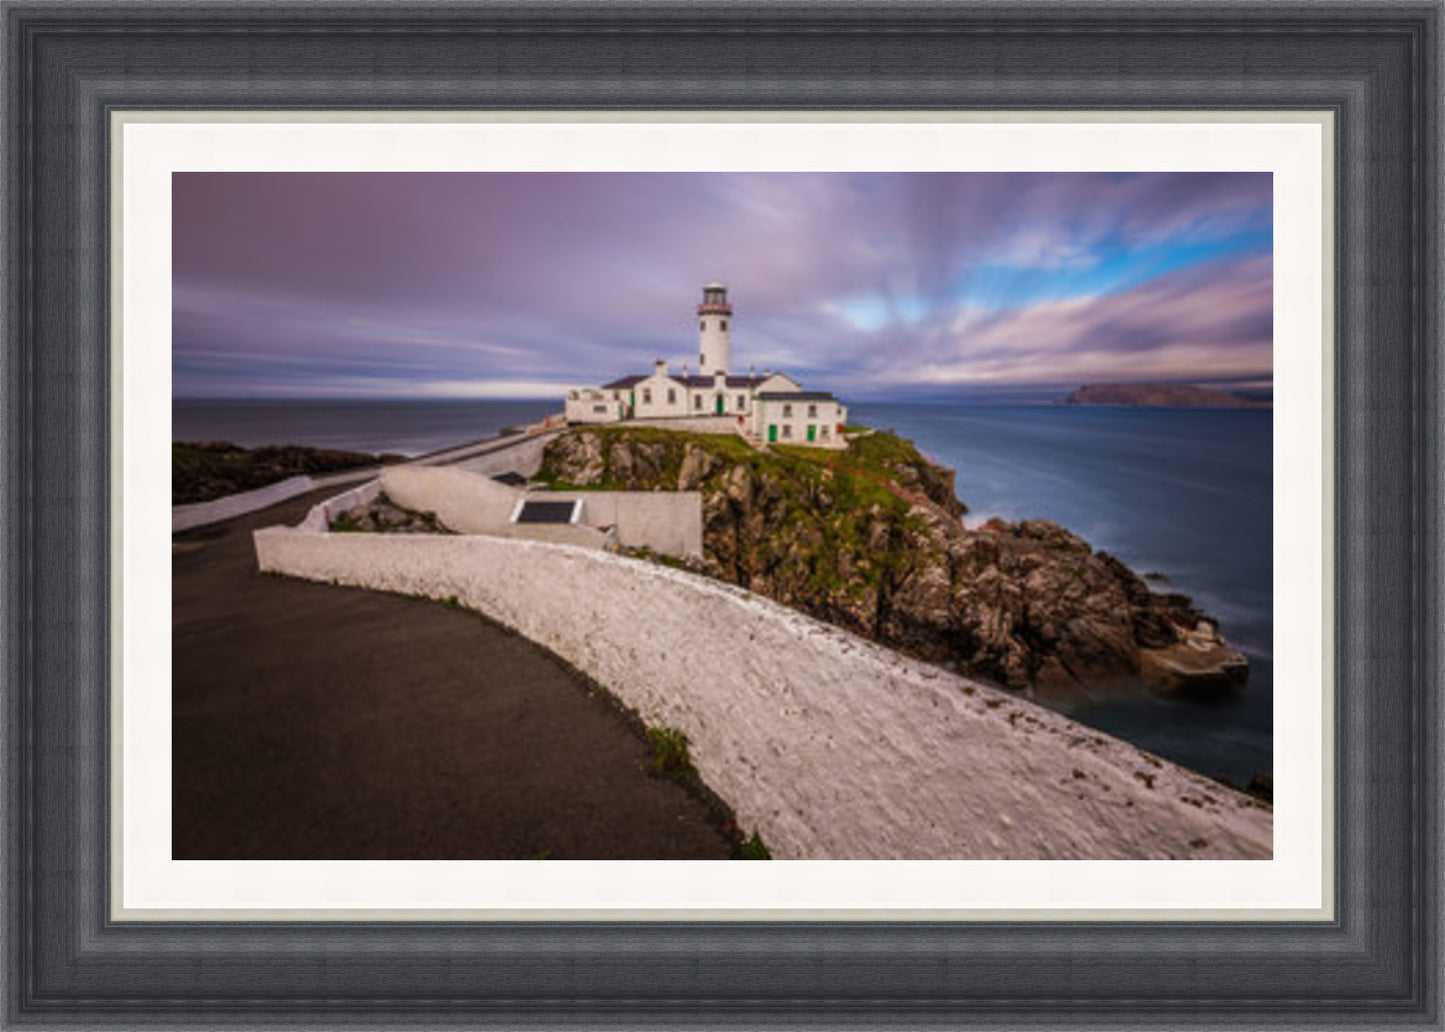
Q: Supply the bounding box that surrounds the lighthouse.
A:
[697,282,732,375]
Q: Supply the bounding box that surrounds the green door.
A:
[806,424,816,442]
[768,424,778,443]
[715,394,724,414]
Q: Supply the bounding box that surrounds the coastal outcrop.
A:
[173,440,402,505]
[539,427,1248,702]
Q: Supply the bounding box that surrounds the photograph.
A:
[170,169,1276,862]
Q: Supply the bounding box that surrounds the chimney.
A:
[654,359,667,376]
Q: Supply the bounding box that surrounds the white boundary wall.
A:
[447,432,555,478]
[296,479,383,532]
[252,527,1272,860]
[381,466,520,532]
[173,475,319,533]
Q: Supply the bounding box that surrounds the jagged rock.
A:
[540,427,1248,700]
[546,432,605,485]
[332,494,449,535]
[677,444,719,490]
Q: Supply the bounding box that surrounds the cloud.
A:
[172,172,1272,397]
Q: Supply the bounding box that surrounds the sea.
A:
[174,396,1273,786]
[850,400,1272,788]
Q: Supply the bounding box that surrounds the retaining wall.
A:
[616,415,743,436]
[252,527,1272,860]
[379,466,700,558]
[381,466,520,532]
[531,490,703,558]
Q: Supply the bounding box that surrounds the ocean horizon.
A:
[173,394,1273,786]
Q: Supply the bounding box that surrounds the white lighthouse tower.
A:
[697,282,732,375]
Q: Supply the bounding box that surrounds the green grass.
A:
[645,725,697,779]
[541,425,940,599]
[740,831,772,860]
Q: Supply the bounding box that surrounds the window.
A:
[700,352,706,366]
[782,424,792,438]
[667,388,676,404]
[700,320,706,331]
[821,424,830,438]
[721,319,728,331]
[694,395,702,410]
[782,404,793,418]
[642,389,652,405]
[592,404,608,414]
[807,404,818,418]
[737,395,746,410]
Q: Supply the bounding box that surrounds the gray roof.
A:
[757,391,838,402]
[677,374,767,389]
[602,372,769,390]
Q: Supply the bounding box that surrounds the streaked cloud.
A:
[172,172,1272,398]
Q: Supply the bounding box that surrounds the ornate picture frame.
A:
[3,1,1440,1026]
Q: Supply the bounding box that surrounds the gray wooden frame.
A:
[2,0,1441,1027]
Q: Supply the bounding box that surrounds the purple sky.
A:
[173,172,1273,399]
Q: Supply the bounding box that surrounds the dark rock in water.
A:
[1245,771,1273,803]
[541,426,1248,701]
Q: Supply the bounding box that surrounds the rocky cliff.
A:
[539,427,1247,702]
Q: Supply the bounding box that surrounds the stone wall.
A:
[251,526,1272,861]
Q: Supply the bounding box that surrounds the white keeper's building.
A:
[564,283,848,448]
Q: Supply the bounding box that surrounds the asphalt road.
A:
[172,490,733,859]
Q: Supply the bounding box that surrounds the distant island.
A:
[1064,383,1267,408]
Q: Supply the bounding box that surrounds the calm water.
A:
[173,398,560,457]
[173,396,1273,784]
[852,401,1273,786]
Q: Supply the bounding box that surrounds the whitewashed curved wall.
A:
[252,527,1272,860]
[173,475,318,533]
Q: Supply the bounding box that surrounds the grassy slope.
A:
[536,426,941,602]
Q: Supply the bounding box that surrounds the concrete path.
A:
[172,488,733,860]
